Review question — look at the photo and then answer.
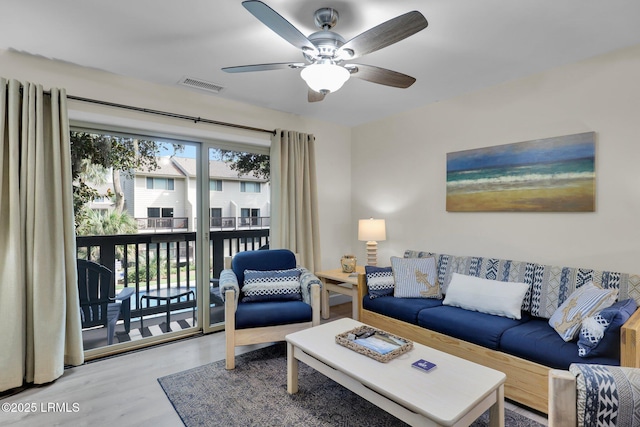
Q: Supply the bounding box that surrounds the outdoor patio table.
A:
[140,288,195,332]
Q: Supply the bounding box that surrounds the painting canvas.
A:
[446,132,595,212]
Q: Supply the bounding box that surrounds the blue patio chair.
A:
[220,249,321,369]
[77,259,135,345]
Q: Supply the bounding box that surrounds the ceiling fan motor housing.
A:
[306,31,346,62]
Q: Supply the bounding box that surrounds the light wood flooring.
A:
[0,302,547,426]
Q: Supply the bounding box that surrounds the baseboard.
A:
[329,293,351,306]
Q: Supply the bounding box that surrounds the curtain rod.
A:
[65,94,277,136]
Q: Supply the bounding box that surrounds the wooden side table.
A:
[315,266,365,320]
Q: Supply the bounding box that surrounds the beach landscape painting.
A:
[446,132,595,212]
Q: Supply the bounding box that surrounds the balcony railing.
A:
[209,216,270,230]
[76,229,269,321]
[135,216,271,232]
[136,217,189,232]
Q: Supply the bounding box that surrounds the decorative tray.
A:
[335,325,413,363]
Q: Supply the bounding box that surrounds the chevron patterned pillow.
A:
[241,268,302,303]
[577,298,637,358]
[365,266,395,299]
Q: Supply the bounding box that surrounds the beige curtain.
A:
[270,130,321,272]
[0,78,83,393]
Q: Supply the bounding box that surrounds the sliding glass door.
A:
[205,146,270,329]
[73,129,201,356]
[72,127,271,353]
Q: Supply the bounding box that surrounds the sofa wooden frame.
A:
[548,369,579,426]
[223,256,321,370]
[356,273,640,414]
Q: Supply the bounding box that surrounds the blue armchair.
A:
[219,249,321,369]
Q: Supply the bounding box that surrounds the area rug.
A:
[158,343,545,427]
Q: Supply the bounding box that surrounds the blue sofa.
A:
[357,250,640,414]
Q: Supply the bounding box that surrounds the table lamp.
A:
[358,218,386,266]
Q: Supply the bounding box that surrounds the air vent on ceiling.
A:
[178,77,225,94]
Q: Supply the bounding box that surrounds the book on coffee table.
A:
[412,359,437,372]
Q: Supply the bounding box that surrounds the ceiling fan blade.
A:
[308,89,325,103]
[348,64,416,88]
[222,62,303,73]
[242,1,317,54]
[337,11,427,60]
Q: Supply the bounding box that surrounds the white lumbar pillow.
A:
[443,273,530,320]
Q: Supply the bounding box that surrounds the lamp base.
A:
[366,241,378,266]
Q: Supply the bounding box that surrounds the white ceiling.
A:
[2,0,640,127]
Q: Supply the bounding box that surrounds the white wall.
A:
[352,44,640,273]
[11,42,638,275]
[208,181,270,217]
[132,176,187,218]
[0,49,352,270]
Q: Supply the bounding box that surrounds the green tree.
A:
[76,210,139,260]
[76,209,138,236]
[70,131,182,228]
[211,149,270,180]
[228,152,270,180]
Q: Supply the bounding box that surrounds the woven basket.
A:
[335,325,413,363]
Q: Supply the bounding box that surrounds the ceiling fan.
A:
[222,1,428,102]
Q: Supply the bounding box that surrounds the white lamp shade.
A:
[358,218,386,242]
[300,63,350,93]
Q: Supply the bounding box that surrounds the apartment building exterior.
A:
[120,157,270,232]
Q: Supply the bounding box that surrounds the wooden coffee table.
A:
[286,318,506,427]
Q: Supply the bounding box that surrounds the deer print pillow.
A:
[391,256,441,299]
[442,273,530,320]
[549,282,618,342]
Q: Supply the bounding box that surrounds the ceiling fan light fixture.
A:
[300,62,350,94]
[227,2,428,102]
